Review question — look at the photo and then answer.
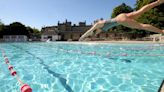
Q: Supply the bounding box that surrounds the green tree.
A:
[0,19,3,25]
[9,22,30,36]
[0,21,41,39]
[27,26,41,38]
[111,3,133,18]
[31,28,41,38]
[0,20,5,38]
[0,19,4,30]
[32,28,40,34]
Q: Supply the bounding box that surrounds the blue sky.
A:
[0,0,136,29]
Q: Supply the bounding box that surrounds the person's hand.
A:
[79,37,85,41]
[79,37,91,41]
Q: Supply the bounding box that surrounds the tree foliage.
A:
[0,21,41,38]
[28,27,41,38]
[111,3,133,18]
[0,20,5,38]
[0,19,3,25]
[9,22,28,35]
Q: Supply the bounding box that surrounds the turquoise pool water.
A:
[0,42,164,92]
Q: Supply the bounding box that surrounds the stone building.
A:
[41,26,61,41]
[58,20,92,41]
[41,20,92,41]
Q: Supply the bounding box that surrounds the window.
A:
[106,34,108,38]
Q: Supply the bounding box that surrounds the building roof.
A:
[60,31,84,33]
[42,30,58,35]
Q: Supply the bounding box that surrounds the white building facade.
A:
[41,29,61,41]
[41,35,61,41]
[3,35,28,42]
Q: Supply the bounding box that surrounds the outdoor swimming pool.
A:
[0,42,164,92]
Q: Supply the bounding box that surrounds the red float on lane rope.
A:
[8,65,13,70]
[21,84,32,92]
[10,70,17,76]
[4,57,9,64]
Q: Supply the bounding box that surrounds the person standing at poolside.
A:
[79,0,164,41]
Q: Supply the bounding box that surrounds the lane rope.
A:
[1,49,32,92]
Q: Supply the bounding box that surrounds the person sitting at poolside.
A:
[79,0,164,41]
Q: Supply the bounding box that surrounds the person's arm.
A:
[79,21,105,41]
[94,28,102,36]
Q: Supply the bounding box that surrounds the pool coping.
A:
[0,41,164,44]
[77,41,164,44]
[51,41,164,45]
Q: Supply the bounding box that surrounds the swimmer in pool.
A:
[79,0,164,41]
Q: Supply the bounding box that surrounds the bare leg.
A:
[126,0,163,19]
[119,18,164,34]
